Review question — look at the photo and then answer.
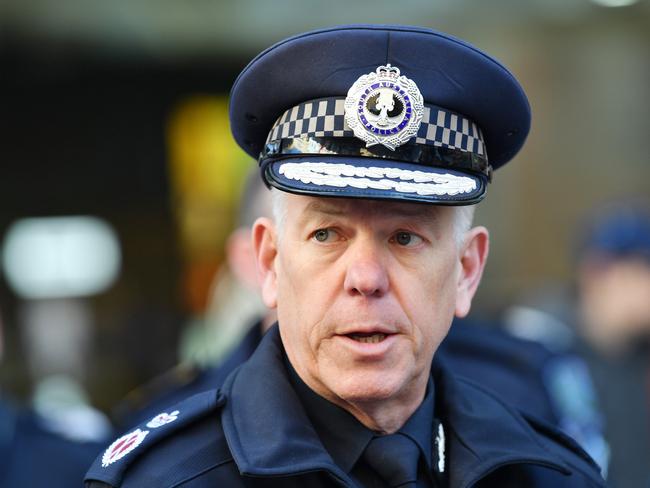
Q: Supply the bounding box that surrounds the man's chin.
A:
[328,374,408,405]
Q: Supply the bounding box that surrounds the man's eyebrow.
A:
[302,201,348,217]
[380,205,438,219]
[301,200,439,222]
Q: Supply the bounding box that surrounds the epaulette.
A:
[85,389,225,487]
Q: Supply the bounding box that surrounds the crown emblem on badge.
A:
[376,64,401,79]
[344,64,424,151]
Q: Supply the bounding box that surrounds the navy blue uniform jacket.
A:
[86,326,604,487]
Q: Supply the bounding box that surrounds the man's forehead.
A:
[289,194,446,221]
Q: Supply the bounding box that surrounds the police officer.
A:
[86,25,604,487]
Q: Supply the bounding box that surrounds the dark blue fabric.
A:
[0,398,106,488]
[439,317,559,423]
[400,381,435,471]
[85,325,604,487]
[230,25,530,171]
[362,434,420,487]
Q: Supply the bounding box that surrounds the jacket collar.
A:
[220,325,571,487]
[430,358,571,487]
[220,325,348,482]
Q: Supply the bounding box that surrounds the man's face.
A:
[255,194,486,419]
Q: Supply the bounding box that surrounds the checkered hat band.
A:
[266,97,485,156]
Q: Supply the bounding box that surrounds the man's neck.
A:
[295,366,430,434]
[339,391,428,434]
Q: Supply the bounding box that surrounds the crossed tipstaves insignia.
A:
[101,410,180,467]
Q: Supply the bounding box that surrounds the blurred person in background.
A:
[575,201,650,487]
[114,168,276,428]
[505,199,650,487]
[0,307,107,487]
[177,167,277,368]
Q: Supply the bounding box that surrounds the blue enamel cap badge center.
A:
[344,64,424,151]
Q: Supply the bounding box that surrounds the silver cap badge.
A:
[344,64,424,151]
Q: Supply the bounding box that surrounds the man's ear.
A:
[455,226,489,318]
[252,217,278,309]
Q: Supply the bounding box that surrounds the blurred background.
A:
[1,0,648,461]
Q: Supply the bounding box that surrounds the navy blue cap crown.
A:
[229,25,531,205]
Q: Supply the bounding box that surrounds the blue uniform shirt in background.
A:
[0,397,107,488]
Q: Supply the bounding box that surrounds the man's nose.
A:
[343,242,389,298]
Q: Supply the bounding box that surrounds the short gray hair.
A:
[453,205,475,248]
[270,187,288,234]
[270,188,475,248]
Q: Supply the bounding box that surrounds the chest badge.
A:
[434,422,446,473]
[101,428,149,467]
[344,64,424,151]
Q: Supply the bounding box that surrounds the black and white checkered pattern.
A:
[266,97,485,156]
[266,98,353,143]
[415,106,485,156]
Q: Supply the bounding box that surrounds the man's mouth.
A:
[347,332,388,343]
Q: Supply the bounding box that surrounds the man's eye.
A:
[313,228,334,242]
[392,231,423,247]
